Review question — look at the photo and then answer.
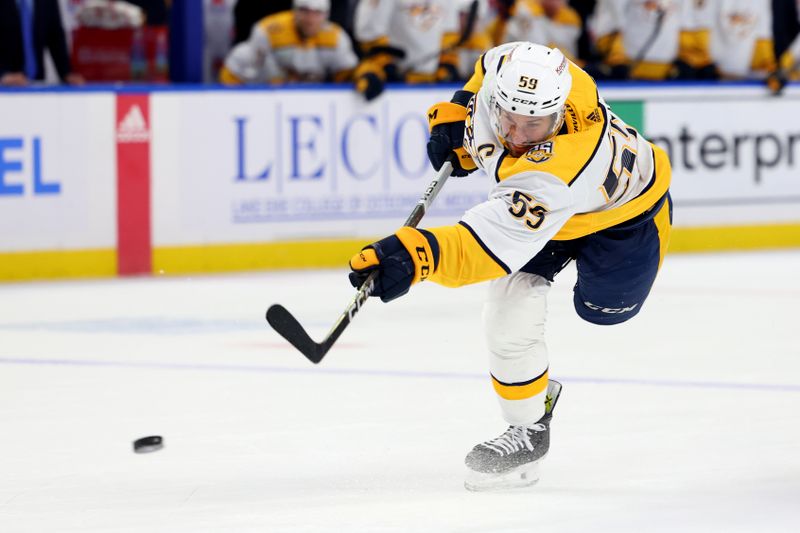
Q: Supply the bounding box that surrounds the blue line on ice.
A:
[0,356,798,393]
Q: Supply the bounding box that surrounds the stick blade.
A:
[266,304,326,364]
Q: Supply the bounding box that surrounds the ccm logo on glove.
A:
[348,227,439,303]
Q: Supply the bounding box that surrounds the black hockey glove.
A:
[349,227,439,303]
[426,90,477,177]
[354,47,405,102]
[436,62,460,83]
[356,71,384,101]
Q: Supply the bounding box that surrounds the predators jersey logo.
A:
[406,4,443,32]
[525,142,554,163]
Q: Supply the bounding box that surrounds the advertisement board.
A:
[1,83,798,280]
[0,93,116,252]
[0,93,117,279]
[151,87,800,246]
[150,88,491,248]
[644,98,800,226]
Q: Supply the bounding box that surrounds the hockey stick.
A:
[266,158,455,364]
[628,7,666,76]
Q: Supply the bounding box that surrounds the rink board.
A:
[0,83,799,279]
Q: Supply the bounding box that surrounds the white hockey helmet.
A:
[490,43,572,154]
[294,0,330,12]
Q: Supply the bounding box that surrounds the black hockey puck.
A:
[133,435,164,453]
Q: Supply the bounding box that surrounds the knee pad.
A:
[483,272,550,357]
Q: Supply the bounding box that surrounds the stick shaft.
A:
[267,160,455,363]
[323,159,454,339]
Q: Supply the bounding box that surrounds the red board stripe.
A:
[115,94,152,275]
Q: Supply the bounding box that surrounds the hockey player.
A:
[505,0,582,63]
[503,1,549,55]
[348,42,672,490]
[589,0,716,80]
[353,0,461,100]
[702,0,776,79]
[219,0,357,84]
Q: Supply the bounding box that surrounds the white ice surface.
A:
[1,251,799,533]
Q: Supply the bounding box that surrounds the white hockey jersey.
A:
[697,0,775,78]
[220,11,357,84]
[589,0,691,78]
[505,0,582,61]
[426,43,671,287]
[354,0,459,76]
[504,1,549,46]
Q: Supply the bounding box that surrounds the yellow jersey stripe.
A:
[457,221,511,274]
[630,61,673,80]
[552,6,582,27]
[554,143,672,240]
[261,11,341,50]
[218,66,242,84]
[463,55,485,93]
[428,223,509,288]
[567,100,607,186]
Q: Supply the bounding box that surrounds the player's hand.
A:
[766,70,787,96]
[355,71,384,101]
[426,92,477,177]
[348,228,437,303]
[436,62,460,83]
[354,52,400,102]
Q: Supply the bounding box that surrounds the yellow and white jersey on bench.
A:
[701,0,776,78]
[588,0,690,79]
[354,0,459,77]
[221,11,357,84]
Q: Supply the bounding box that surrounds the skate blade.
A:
[464,461,542,492]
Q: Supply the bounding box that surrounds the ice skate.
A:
[464,380,562,491]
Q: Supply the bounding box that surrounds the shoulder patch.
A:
[525,142,554,163]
